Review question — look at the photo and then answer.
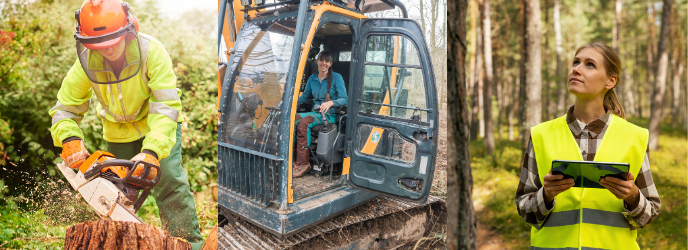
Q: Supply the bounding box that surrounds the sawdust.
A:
[15,177,99,225]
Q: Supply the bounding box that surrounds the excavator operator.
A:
[293,51,348,178]
[49,0,203,248]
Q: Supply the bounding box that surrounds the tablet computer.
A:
[551,160,630,189]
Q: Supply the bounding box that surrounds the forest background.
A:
[0,0,217,248]
[461,0,688,249]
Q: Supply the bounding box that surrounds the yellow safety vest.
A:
[531,114,648,250]
[50,33,182,159]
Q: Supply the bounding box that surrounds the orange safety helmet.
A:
[74,0,139,49]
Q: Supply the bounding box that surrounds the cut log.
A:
[201,225,218,250]
[64,220,191,250]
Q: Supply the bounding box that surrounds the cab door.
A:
[347,18,438,203]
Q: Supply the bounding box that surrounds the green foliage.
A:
[0,0,217,247]
[0,198,65,249]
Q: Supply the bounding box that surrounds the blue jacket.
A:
[297,72,348,111]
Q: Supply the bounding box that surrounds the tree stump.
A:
[200,225,218,250]
[64,220,191,250]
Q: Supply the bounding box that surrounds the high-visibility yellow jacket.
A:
[530,114,648,250]
[50,33,182,160]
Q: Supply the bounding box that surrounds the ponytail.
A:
[326,67,332,102]
[604,88,625,119]
[317,50,334,103]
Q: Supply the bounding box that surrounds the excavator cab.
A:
[218,0,438,237]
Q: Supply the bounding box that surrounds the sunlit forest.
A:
[461,0,687,248]
[0,0,217,248]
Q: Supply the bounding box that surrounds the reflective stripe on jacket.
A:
[49,33,182,160]
[530,114,648,250]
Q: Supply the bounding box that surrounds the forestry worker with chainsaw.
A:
[49,0,203,248]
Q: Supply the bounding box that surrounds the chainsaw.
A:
[58,151,160,223]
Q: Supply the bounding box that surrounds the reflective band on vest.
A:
[148,102,179,121]
[50,101,89,125]
[152,89,179,101]
[89,35,151,123]
[530,115,648,250]
[535,209,636,230]
[52,110,83,125]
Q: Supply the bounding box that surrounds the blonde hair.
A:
[574,42,626,119]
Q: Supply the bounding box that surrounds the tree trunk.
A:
[470,13,483,141]
[518,0,527,144]
[522,0,542,150]
[419,0,426,36]
[64,220,190,250]
[553,0,566,115]
[613,0,624,106]
[201,225,219,250]
[670,7,683,126]
[508,76,517,141]
[496,60,504,141]
[468,0,478,100]
[612,0,622,53]
[624,44,637,116]
[448,0,477,248]
[646,3,657,116]
[542,0,551,121]
[671,58,684,126]
[648,0,673,150]
[635,44,644,116]
[481,0,495,155]
[479,63,485,138]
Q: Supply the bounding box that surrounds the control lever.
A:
[315,105,335,133]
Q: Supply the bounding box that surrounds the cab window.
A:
[356,124,417,163]
[359,35,427,123]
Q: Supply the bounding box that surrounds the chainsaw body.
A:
[58,151,160,223]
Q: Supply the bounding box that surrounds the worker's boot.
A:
[293,163,311,178]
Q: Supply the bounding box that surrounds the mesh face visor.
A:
[75,22,142,85]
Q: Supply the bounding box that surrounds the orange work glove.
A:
[130,151,159,181]
[61,138,91,169]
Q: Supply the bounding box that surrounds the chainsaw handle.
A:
[97,159,134,168]
[86,159,161,189]
[83,159,133,180]
[122,160,160,211]
[126,160,162,188]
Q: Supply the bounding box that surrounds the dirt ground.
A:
[292,172,342,199]
[477,222,509,250]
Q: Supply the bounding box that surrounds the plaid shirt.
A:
[515,106,661,229]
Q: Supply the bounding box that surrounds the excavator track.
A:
[219,195,445,249]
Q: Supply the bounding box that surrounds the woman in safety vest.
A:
[293,51,348,178]
[515,42,660,249]
[50,0,203,248]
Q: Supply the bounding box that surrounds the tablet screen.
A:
[551,160,629,189]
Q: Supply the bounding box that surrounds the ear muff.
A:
[126,14,139,40]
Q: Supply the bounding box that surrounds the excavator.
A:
[217,0,445,248]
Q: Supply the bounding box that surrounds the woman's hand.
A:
[543,170,576,203]
[319,101,335,113]
[599,172,640,209]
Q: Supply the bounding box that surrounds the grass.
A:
[0,185,217,249]
[471,119,687,249]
